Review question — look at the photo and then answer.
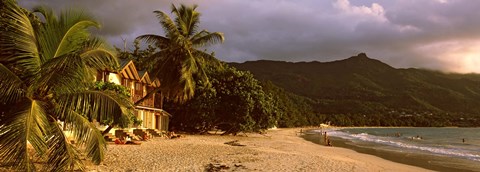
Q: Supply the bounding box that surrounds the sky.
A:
[18,0,480,73]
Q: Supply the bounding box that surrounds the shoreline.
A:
[304,127,480,172]
[301,131,465,172]
[86,128,431,171]
[329,136,474,172]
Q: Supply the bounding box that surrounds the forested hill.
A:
[230,53,480,127]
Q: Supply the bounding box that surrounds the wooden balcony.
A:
[154,94,163,109]
[134,90,143,97]
[132,94,155,108]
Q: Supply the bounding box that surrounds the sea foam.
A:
[326,130,480,162]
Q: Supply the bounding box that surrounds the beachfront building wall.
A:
[96,59,170,132]
[108,73,121,85]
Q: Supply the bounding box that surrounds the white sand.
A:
[87,128,432,172]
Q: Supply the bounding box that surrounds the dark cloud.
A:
[18,0,480,73]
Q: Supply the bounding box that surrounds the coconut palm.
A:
[136,4,224,103]
[0,1,132,171]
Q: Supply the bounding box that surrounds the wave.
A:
[322,130,480,162]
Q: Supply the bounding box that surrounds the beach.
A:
[86,128,431,172]
[307,127,480,172]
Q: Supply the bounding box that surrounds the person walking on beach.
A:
[322,132,332,146]
[324,132,328,145]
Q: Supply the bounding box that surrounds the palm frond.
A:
[189,30,208,42]
[0,99,49,171]
[0,0,41,76]
[43,121,84,172]
[83,123,106,165]
[54,20,99,58]
[171,4,200,38]
[80,38,118,71]
[82,48,118,70]
[33,53,90,95]
[35,39,116,95]
[55,90,133,125]
[53,90,135,164]
[0,63,26,103]
[186,6,200,38]
[182,49,199,87]
[142,3,225,103]
[137,50,167,76]
[191,31,224,48]
[171,4,185,35]
[154,59,183,102]
[153,10,180,40]
[190,49,220,85]
[191,49,224,68]
[31,6,57,26]
[136,34,170,49]
[152,50,198,103]
[34,6,99,61]
[58,109,106,165]
[1,1,125,170]
[34,38,115,96]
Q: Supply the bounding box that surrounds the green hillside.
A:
[230,53,480,127]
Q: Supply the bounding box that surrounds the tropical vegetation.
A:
[0,1,133,171]
[114,39,157,72]
[135,4,224,104]
[3,0,480,170]
[231,53,480,127]
[165,64,278,135]
[260,81,319,127]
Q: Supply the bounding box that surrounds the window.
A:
[122,78,130,88]
[135,83,142,91]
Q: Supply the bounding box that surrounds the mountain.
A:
[230,53,480,126]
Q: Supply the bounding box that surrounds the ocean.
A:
[302,127,480,172]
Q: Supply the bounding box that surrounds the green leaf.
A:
[55,90,133,126]
[0,99,49,171]
[136,4,224,103]
[43,122,84,172]
[59,109,106,165]
[0,63,25,103]
[0,0,41,78]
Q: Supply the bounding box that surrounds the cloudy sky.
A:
[18,0,480,73]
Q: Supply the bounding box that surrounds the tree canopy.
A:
[0,1,133,171]
[165,64,278,135]
[136,4,224,103]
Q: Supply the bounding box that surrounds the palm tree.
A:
[0,1,132,171]
[136,4,224,103]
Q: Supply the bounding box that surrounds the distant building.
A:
[96,59,170,131]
